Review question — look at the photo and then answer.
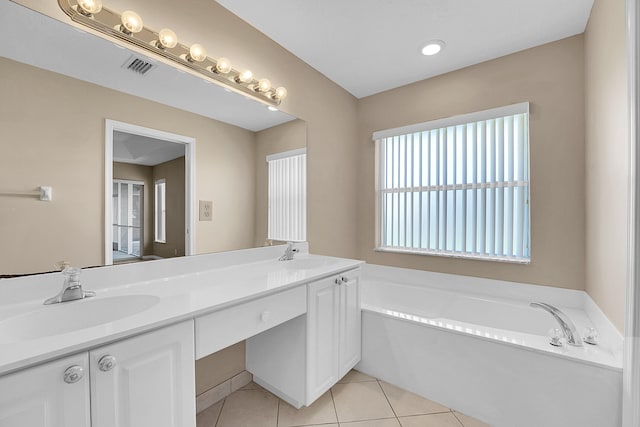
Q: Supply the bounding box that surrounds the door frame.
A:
[105,120,196,265]
[624,0,640,425]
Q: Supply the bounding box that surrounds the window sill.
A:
[374,247,531,264]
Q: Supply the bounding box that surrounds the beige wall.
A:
[195,342,246,396]
[0,57,258,274]
[357,36,586,290]
[255,119,307,247]
[113,162,154,256]
[585,0,628,332]
[153,157,186,258]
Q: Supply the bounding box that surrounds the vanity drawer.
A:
[195,286,307,359]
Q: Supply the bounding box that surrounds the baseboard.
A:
[195,370,253,414]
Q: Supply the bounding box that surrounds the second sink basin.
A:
[0,295,160,342]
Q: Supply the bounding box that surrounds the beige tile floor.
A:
[197,370,491,427]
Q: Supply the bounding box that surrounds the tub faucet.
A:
[530,302,583,346]
[278,242,299,261]
[44,266,96,305]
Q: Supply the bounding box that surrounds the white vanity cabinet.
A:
[90,320,195,427]
[0,320,194,427]
[246,267,361,408]
[0,353,91,427]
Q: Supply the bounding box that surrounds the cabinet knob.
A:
[261,311,271,322]
[63,365,84,384]
[98,355,117,372]
[341,276,349,283]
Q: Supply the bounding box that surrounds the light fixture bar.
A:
[57,0,287,107]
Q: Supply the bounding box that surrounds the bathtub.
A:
[356,264,623,427]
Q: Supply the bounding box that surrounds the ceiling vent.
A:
[122,55,156,75]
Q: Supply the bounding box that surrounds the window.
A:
[155,179,166,243]
[267,148,307,242]
[374,103,530,263]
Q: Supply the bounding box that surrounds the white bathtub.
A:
[356,264,623,427]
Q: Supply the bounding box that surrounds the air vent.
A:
[122,56,156,75]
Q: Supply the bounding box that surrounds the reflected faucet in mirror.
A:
[278,242,299,261]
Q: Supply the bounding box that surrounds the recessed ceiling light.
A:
[267,106,279,112]
[421,40,445,56]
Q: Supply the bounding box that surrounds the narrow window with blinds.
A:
[374,103,530,263]
[267,148,307,242]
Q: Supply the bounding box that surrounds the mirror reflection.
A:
[0,2,307,276]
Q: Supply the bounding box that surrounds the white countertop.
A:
[0,245,363,376]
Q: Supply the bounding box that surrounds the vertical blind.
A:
[375,103,530,262]
[268,148,307,242]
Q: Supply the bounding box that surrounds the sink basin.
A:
[0,295,160,342]
[283,257,332,270]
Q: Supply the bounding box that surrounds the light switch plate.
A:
[199,200,213,221]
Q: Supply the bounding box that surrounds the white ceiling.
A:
[0,1,295,132]
[113,131,185,166]
[217,0,595,98]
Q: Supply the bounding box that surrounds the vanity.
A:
[0,244,363,427]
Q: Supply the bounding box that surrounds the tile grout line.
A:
[329,386,340,426]
[376,379,401,424]
[451,411,466,427]
[213,397,226,427]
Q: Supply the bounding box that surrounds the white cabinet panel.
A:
[90,321,195,427]
[247,268,361,408]
[307,276,340,402]
[196,286,306,359]
[338,269,361,378]
[0,353,90,427]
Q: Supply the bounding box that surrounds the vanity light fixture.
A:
[421,40,445,56]
[257,78,272,93]
[236,69,253,84]
[156,28,177,49]
[120,10,143,35]
[214,57,232,74]
[76,0,101,16]
[58,0,288,106]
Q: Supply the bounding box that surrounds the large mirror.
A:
[0,1,307,276]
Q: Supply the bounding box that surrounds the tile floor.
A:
[197,370,491,427]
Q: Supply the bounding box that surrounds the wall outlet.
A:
[199,200,213,221]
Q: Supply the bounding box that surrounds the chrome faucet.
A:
[278,242,299,261]
[530,302,583,346]
[44,266,96,305]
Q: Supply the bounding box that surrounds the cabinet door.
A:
[90,321,195,427]
[0,353,90,427]
[306,276,340,403]
[338,269,361,378]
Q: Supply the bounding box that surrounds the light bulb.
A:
[421,40,445,56]
[187,44,207,62]
[77,0,102,15]
[257,78,271,93]
[215,57,232,74]
[120,10,143,34]
[157,28,177,49]
[274,87,288,100]
[236,69,253,84]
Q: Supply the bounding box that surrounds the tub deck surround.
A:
[358,263,623,427]
[362,263,623,371]
[0,244,363,376]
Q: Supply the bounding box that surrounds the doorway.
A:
[105,120,195,265]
